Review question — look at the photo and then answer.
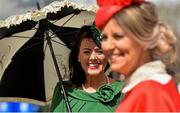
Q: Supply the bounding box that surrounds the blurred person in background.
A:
[95,0,180,112]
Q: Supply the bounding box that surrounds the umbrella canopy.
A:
[0,0,97,106]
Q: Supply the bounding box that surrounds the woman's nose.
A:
[89,52,98,60]
[103,39,115,51]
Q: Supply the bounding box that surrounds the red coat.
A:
[116,61,180,112]
[116,79,180,112]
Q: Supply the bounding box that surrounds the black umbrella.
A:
[0,0,97,112]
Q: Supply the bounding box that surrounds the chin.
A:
[110,65,122,73]
[88,70,101,76]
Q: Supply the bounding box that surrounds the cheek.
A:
[98,54,107,63]
[102,43,109,57]
[127,42,143,65]
[80,58,88,73]
[79,51,89,60]
[126,37,144,56]
[128,44,144,66]
[79,54,88,67]
[102,56,108,66]
[101,42,106,51]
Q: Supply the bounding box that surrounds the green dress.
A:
[50,80,124,112]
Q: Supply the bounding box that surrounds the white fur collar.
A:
[122,61,171,93]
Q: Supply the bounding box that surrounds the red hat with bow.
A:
[95,0,144,29]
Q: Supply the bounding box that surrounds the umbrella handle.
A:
[46,32,72,113]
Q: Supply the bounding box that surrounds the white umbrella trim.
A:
[0,0,98,28]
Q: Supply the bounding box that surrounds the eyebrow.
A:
[83,48,101,51]
[83,48,91,51]
[113,32,125,36]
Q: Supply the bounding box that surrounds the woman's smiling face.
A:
[78,38,107,76]
[101,18,146,76]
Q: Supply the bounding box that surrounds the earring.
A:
[78,59,80,62]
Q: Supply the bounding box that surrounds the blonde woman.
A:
[95,0,180,112]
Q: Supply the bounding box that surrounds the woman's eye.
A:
[84,51,90,54]
[101,35,107,42]
[114,33,124,40]
[97,50,103,54]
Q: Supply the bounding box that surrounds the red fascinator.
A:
[95,0,144,29]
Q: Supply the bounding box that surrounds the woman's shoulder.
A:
[95,80,124,103]
[112,79,123,85]
[130,79,177,97]
[111,80,124,91]
[97,79,123,96]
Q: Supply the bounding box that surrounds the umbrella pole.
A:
[46,32,72,113]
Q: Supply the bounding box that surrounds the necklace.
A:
[82,75,110,92]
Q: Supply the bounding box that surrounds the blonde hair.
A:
[113,1,177,64]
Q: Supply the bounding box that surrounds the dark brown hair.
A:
[69,25,94,87]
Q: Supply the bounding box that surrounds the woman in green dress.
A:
[50,24,124,112]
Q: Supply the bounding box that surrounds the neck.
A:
[82,73,109,93]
